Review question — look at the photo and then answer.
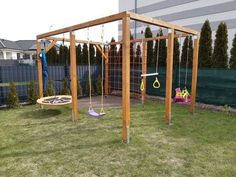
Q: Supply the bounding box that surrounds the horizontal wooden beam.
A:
[128,11,199,35]
[45,37,102,45]
[37,12,127,39]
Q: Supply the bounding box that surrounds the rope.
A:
[100,25,105,114]
[153,34,160,89]
[185,36,190,87]
[178,35,182,88]
[87,28,93,110]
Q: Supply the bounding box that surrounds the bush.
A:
[61,77,70,95]
[96,75,102,95]
[27,81,38,104]
[85,78,94,96]
[7,82,19,108]
[77,79,83,97]
[45,80,55,96]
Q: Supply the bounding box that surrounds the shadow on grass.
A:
[21,109,62,119]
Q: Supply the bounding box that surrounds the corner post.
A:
[122,14,130,143]
[165,29,174,126]
[141,41,147,104]
[36,40,43,101]
[70,31,78,121]
[190,36,200,113]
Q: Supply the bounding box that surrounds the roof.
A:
[0,39,59,51]
[0,39,22,50]
[15,40,36,51]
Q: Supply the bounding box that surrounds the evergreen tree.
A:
[45,80,54,96]
[144,26,153,66]
[60,77,70,95]
[135,44,141,62]
[181,36,193,68]
[46,46,58,65]
[85,77,95,96]
[213,22,228,68]
[108,38,118,64]
[27,81,38,104]
[89,44,96,64]
[229,33,236,68]
[173,38,180,68]
[76,44,82,65]
[95,44,102,65]
[59,45,69,65]
[199,20,213,68]
[7,82,19,108]
[77,79,83,96]
[96,75,102,95]
[154,28,167,67]
[82,43,88,64]
[130,34,134,63]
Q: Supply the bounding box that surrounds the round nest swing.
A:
[37,95,72,106]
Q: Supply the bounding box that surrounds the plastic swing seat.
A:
[173,88,191,105]
[88,107,105,118]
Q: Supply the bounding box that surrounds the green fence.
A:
[146,67,236,108]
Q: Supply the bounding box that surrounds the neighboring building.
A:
[119,0,236,49]
[0,39,59,65]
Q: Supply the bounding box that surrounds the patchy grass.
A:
[0,101,235,177]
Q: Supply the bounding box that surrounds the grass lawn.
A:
[0,100,235,177]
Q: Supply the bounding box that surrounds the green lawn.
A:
[0,101,235,177]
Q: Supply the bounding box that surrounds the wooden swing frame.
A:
[36,11,199,143]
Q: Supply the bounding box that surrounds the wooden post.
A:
[165,29,174,126]
[141,41,147,104]
[36,40,43,100]
[70,31,78,121]
[104,47,109,95]
[122,15,130,143]
[190,36,200,113]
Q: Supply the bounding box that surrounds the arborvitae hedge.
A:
[60,77,70,95]
[230,33,236,68]
[7,82,19,108]
[27,81,38,104]
[199,20,213,68]
[45,80,54,96]
[213,22,228,68]
[181,36,193,68]
[145,26,153,66]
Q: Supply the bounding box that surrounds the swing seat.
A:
[88,108,105,118]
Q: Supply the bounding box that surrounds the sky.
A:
[1,0,119,42]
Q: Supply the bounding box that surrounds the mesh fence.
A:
[0,65,100,105]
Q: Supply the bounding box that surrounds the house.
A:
[0,39,59,65]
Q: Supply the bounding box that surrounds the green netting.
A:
[146,67,236,108]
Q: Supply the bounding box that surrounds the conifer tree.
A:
[135,44,141,62]
[154,28,167,67]
[45,80,54,96]
[173,38,180,68]
[7,82,19,108]
[46,46,58,65]
[145,26,153,66]
[76,44,82,65]
[229,33,236,68]
[27,81,38,104]
[89,44,95,64]
[95,44,102,65]
[60,77,70,95]
[77,79,83,96]
[96,75,102,95]
[82,43,88,64]
[199,20,213,68]
[181,36,193,68]
[213,22,228,68]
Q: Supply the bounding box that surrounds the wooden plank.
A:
[45,37,102,45]
[190,37,200,113]
[104,47,109,95]
[70,32,78,121]
[141,41,147,104]
[129,12,199,35]
[45,40,58,53]
[95,44,108,61]
[37,12,127,39]
[36,40,43,101]
[122,16,130,143]
[165,29,175,126]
